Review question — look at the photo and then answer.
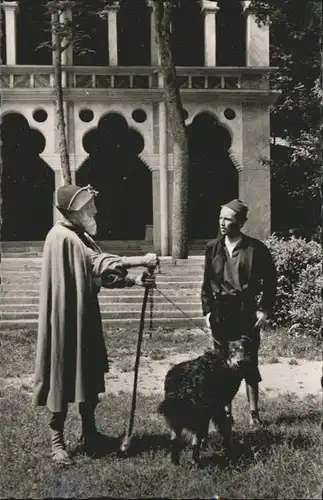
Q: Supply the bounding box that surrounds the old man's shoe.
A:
[51,429,73,465]
[52,448,73,466]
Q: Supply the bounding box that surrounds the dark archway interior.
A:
[76,113,152,240]
[188,112,239,239]
[16,0,52,65]
[172,0,204,66]
[217,0,246,66]
[117,0,151,66]
[1,113,55,241]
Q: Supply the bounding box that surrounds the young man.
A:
[201,199,277,428]
[33,184,158,465]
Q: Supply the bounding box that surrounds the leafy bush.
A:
[265,234,322,335]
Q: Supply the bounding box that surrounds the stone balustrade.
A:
[0,65,275,91]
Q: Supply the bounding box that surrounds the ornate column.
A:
[2,1,19,65]
[201,0,219,67]
[147,0,160,66]
[241,1,269,66]
[107,1,120,66]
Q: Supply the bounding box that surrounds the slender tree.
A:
[152,0,189,259]
[42,0,105,185]
[49,1,72,184]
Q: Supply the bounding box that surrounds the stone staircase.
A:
[0,241,207,330]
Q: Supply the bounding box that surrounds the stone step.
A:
[2,301,201,313]
[0,274,203,285]
[0,309,202,320]
[0,295,200,305]
[0,281,202,290]
[0,290,200,300]
[0,263,204,273]
[0,316,205,330]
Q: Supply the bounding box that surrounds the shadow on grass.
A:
[68,423,316,470]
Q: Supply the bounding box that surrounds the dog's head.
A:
[226,340,245,369]
[226,338,253,370]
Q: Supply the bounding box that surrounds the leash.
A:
[133,257,222,346]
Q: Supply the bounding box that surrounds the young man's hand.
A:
[205,312,212,329]
[255,310,267,328]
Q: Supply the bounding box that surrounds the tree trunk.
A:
[0,7,3,250]
[154,1,189,259]
[52,10,72,185]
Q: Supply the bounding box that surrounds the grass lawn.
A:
[0,389,322,499]
[0,326,322,499]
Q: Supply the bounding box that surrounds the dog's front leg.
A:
[214,408,233,456]
[170,427,182,465]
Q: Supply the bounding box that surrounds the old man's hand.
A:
[142,253,159,269]
[135,270,156,288]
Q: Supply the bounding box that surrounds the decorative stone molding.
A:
[228,149,243,171]
[240,0,251,13]
[139,153,174,171]
[200,0,219,13]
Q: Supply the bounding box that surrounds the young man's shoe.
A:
[249,410,262,429]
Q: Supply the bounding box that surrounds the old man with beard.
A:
[33,184,158,465]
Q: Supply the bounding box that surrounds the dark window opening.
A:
[172,0,204,66]
[16,0,52,65]
[217,0,246,66]
[117,0,150,66]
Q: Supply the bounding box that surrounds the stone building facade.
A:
[0,0,279,254]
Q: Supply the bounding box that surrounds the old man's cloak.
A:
[33,220,133,413]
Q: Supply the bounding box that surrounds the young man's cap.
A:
[56,184,98,213]
[222,199,248,220]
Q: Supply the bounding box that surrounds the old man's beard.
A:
[81,213,97,236]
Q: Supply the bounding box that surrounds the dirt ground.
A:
[3,351,321,400]
[106,353,322,398]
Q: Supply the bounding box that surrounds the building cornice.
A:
[0,88,281,105]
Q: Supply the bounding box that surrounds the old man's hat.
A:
[222,199,248,222]
[56,184,98,214]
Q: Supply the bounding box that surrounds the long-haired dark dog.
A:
[158,339,253,465]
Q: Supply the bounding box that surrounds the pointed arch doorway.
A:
[76,113,153,240]
[187,112,239,239]
[1,112,55,241]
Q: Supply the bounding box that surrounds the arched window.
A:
[217,0,246,66]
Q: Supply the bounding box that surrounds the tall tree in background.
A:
[48,1,72,184]
[0,5,3,246]
[42,0,105,185]
[251,0,322,233]
[152,0,189,259]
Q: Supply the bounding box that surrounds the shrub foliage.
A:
[265,235,322,335]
